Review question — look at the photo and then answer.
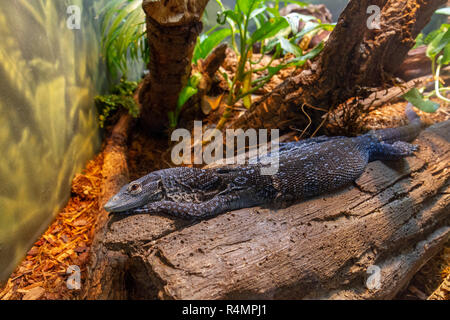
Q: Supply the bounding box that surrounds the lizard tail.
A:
[369,103,422,143]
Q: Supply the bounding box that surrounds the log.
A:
[81,114,132,300]
[101,120,450,300]
[326,69,450,135]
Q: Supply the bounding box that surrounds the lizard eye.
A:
[128,182,142,195]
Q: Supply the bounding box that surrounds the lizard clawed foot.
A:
[369,141,419,161]
[392,141,419,154]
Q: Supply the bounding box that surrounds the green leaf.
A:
[250,17,289,45]
[236,0,261,16]
[265,7,281,18]
[426,28,450,59]
[403,88,439,113]
[293,22,335,42]
[284,13,301,34]
[254,42,324,86]
[193,28,231,62]
[95,79,140,127]
[290,42,324,66]
[279,37,303,57]
[100,0,146,78]
[436,7,450,15]
[414,33,425,48]
[249,7,267,20]
[177,86,198,108]
[218,9,243,26]
[442,43,450,65]
[425,29,442,45]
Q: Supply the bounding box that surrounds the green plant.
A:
[168,26,234,128]
[213,0,332,129]
[176,0,333,130]
[404,8,450,112]
[98,0,333,129]
[99,0,148,79]
[95,79,140,128]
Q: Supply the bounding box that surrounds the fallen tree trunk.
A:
[81,114,132,300]
[230,0,446,132]
[102,120,449,300]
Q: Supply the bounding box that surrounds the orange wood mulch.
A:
[0,153,104,300]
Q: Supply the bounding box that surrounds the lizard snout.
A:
[104,195,121,212]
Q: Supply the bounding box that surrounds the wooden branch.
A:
[178,43,229,128]
[81,114,132,300]
[101,121,449,300]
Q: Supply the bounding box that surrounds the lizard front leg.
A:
[368,141,419,161]
[131,193,245,219]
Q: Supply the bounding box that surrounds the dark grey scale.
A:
[272,137,371,200]
[161,167,225,202]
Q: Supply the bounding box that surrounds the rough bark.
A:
[140,0,209,132]
[230,0,446,132]
[81,114,132,300]
[100,121,449,300]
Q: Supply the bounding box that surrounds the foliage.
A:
[98,0,334,129]
[177,0,334,129]
[405,8,450,112]
[193,27,232,63]
[215,0,332,129]
[168,72,203,128]
[95,79,140,128]
[99,0,148,79]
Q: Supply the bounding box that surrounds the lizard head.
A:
[104,172,164,213]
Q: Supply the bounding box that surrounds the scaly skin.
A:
[104,104,422,219]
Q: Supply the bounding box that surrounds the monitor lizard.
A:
[104,104,422,219]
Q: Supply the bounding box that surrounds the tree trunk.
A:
[139,0,209,132]
[230,0,446,133]
[95,121,449,299]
